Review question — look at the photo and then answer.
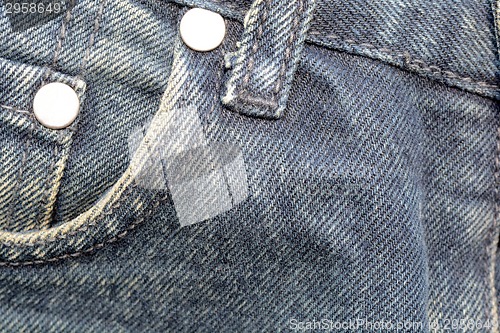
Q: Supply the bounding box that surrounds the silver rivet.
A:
[33,82,80,129]
[180,8,226,52]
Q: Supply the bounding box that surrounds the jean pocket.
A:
[0,57,86,233]
[0,57,170,266]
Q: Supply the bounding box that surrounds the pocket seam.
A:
[0,190,169,266]
[307,31,500,100]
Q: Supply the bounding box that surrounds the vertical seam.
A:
[240,0,303,102]
[78,0,106,79]
[40,143,61,226]
[40,141,72,227]
[241,0,267,89]
[43,0,75,84]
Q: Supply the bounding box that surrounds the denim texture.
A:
[0,0,499,332]
[221,0,315,119]
[0,57,86,232]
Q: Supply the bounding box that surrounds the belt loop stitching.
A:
[222,0,315,119]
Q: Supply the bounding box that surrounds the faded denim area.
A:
[0,0,498,332]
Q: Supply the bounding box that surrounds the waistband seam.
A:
[308,31,498,89]
[166,0,500,100]
[307,31,499,100]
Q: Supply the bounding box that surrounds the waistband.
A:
[173,0,500,104]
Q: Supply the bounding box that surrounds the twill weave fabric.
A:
[0,0,497,332]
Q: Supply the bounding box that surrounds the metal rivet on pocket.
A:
[180,8,226,52]
[33,82,80,129]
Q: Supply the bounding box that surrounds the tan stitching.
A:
[38,142,59,228]
[307,31,499,90]
[239,0,308,106]
[30,0,75,228]
[242,0,266,87]
[78,0,106,79]
[0,195,168,267]
[0,104,30,114]
[2,184,135,247]
[37,0,101,228]
[43,0,75,84]
[236,91,278,109]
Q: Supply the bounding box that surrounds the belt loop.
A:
[221,0,316,119]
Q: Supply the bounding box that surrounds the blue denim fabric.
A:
[0,0,499,332]
[0,57,86,232]
[222,0,315,119]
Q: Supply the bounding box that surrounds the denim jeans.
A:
[0,0,499,332]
